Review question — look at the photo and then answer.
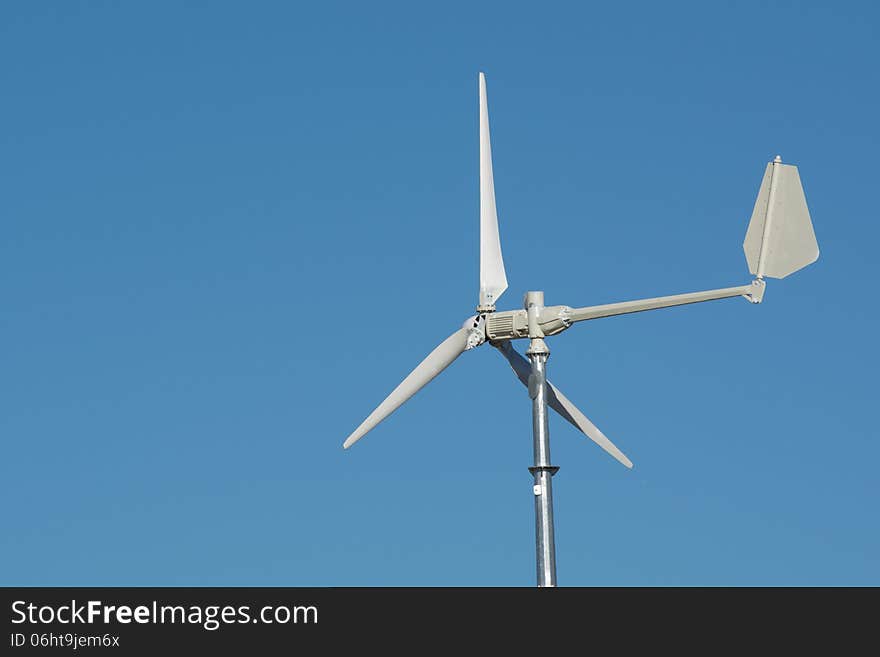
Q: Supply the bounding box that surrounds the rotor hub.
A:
[462,314,488,350]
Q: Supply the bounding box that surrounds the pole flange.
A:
[528,465,559,476]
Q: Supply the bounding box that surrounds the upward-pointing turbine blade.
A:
[344,327,472,449]
[494,341,633,469]
[478,72,508,309]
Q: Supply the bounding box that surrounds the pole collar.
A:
[529,465,560,476]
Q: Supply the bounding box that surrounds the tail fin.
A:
[743,159,819,279]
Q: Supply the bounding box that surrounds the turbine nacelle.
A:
[484,304,574,342]
[466,293,578,349]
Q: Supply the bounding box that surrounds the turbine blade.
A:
[494,341,633,469]
[478,72,508,308]
[344,327,472,449]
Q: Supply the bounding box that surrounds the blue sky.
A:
[1,1,877,585]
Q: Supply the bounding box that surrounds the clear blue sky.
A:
[2,1,877,586]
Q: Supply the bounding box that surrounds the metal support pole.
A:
[528,350,558,587]
[524,291,558,587]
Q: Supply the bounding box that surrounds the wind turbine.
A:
[343,73,820,587]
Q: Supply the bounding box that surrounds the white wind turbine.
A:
[344,73,820,587]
